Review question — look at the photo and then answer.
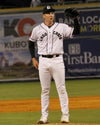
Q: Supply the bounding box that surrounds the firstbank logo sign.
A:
[68,43,80,55]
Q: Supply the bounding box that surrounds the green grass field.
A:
[0,79,100,125]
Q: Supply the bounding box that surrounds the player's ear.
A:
[42,14,45,19]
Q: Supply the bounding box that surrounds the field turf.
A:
[0,79,100,125]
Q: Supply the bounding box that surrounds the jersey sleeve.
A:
[63,24,74,38]
[29,27,38,42]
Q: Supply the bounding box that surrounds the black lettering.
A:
[40,32,47,41]
[4,42,9,48]
[16,41,20,48]
[53,31,62,39]
[4,19,19,37]
[21,41,27,47]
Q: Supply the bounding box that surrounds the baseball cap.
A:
[43,5,55,14]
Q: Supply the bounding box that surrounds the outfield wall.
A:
[0,4,100,81]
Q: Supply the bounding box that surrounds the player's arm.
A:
[64,8,80,35]
[72,17,80,35]
[28,40,39,69]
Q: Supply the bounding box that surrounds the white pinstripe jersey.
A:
[29,22,74,55]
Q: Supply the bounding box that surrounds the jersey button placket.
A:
[48,30,52,54]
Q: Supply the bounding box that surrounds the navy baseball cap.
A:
[43,5,55,14]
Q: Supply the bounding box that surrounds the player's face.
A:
[43,12,54,23]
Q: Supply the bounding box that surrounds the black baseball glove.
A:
[65,8,79,18]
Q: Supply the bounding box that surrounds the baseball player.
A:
[29,5,80,124]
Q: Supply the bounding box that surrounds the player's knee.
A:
[41,88,50,96]
[58,86,66,95]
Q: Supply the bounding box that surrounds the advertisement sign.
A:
[55,9,100,78]
[0,12,43,80]
[0,8,100,81]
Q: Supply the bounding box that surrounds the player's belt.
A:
[41,54,59,58]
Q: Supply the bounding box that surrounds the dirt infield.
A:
[0,95,100,113]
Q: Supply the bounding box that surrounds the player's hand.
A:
[32,57,39,70]
[64,8,79,19]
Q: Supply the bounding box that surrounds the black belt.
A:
[41,54,59,58]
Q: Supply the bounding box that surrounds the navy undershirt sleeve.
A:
[28,40,35,58]
[73,18,80,35]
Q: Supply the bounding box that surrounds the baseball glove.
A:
[65,8,79,18]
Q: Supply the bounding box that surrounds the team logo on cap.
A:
[47,6,51,10]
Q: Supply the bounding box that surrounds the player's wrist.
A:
[73,16,78,20]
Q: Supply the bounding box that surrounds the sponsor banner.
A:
[56,9,100,36]
[55,9,100,78]
[0,9,100,80]
[0,12,43,80]
[63,38,100,78]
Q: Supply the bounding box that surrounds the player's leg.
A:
[39,68,51,118]
[38,56,52,123]
[51,56,69,122]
